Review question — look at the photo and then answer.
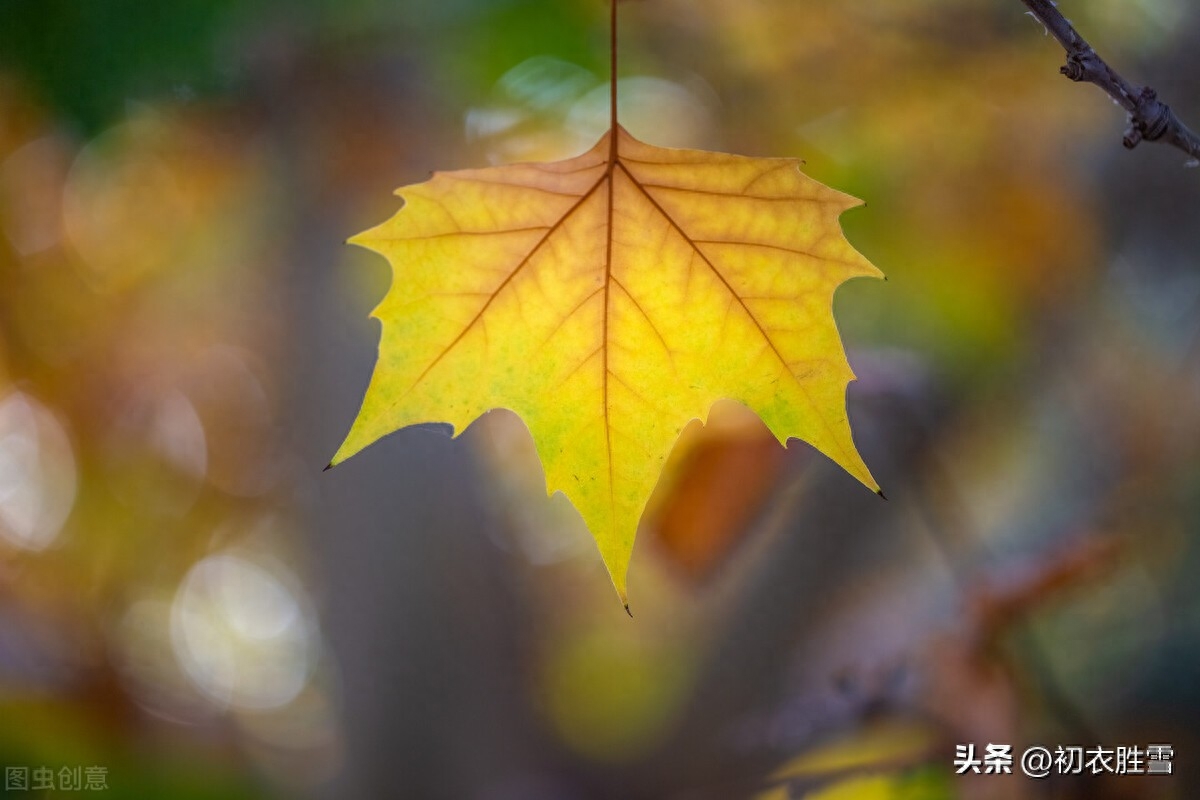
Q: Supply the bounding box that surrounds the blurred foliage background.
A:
[1,0,1199,798]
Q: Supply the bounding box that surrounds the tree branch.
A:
[1020,0,1200,165]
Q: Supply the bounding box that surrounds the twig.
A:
[1020,0,1200,165]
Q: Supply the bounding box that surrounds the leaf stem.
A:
[609,0,619,155]
[610,0,619,156]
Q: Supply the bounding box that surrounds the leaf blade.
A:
[333,126,881,602]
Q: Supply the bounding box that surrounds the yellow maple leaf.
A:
[329,122,882,606]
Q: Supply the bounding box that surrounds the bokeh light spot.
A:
[170,553,314,711]
[0,392,77,552]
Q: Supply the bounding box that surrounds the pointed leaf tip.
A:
[624,603,633,618]
[877,489,888,501]
[323,462,333,473]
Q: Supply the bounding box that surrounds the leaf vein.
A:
[391,174,607,405]
[616,159,860,470]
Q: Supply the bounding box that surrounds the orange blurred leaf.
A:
[647,402,786,583]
